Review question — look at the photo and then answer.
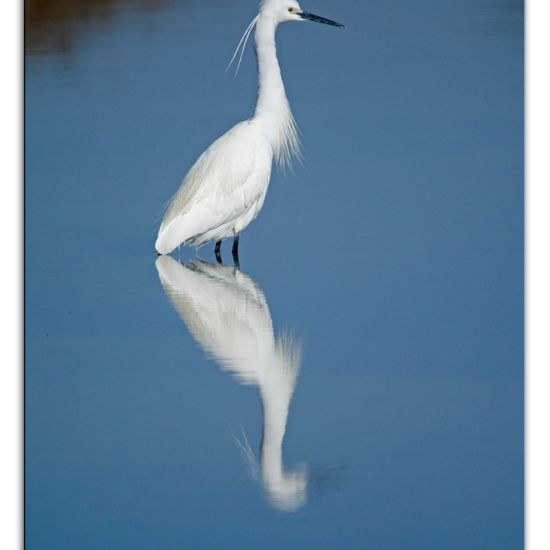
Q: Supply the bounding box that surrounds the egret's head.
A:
[260,0,344,28]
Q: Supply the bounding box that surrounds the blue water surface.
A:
[25,0,523,548]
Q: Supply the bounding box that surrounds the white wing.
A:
[155,121,272,254]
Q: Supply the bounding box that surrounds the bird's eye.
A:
[288,7,294,12]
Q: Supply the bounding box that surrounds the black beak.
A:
[299,11,344,28]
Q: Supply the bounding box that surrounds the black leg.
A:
[232,235,240,269]
[215,240,222,264]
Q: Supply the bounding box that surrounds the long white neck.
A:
[253,14,300,170]
[254,16,287,122]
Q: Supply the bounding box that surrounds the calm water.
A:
[25,0,524,548]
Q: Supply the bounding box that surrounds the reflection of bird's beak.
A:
[299,11,345,28]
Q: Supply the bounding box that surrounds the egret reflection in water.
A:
[156,256,306,511]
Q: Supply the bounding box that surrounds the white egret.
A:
[155,0,343,260]
[156,256,306,511]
